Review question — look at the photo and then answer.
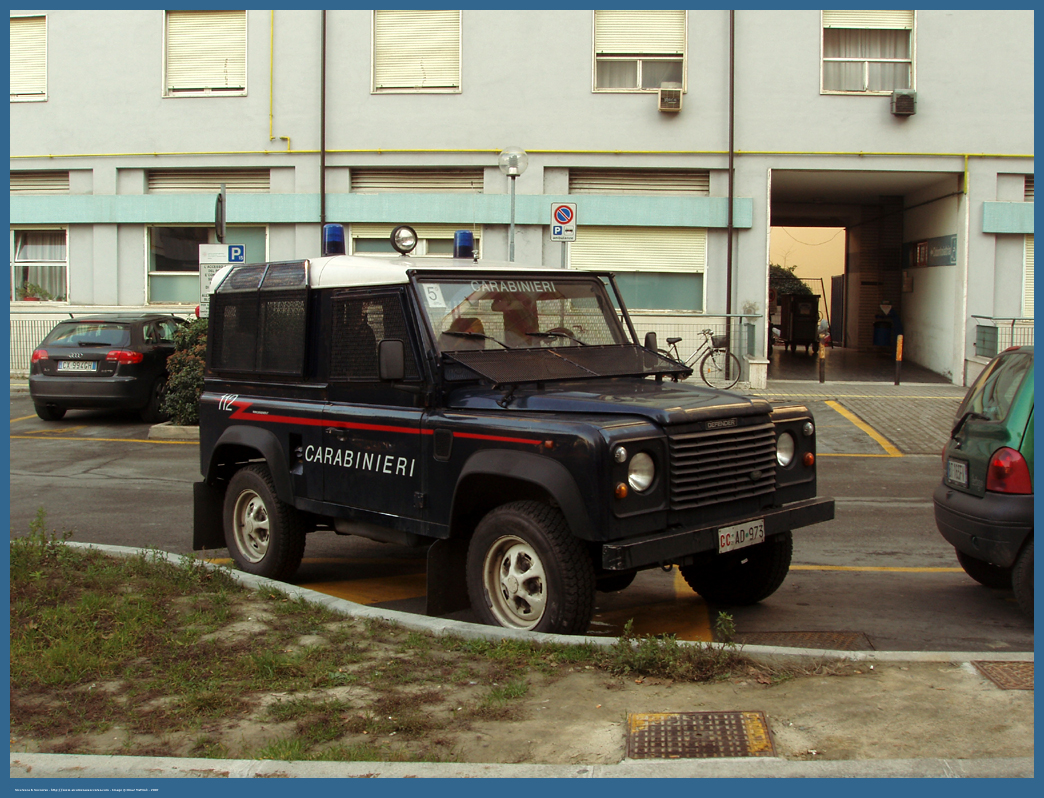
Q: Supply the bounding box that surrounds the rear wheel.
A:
[466,500,595,635]
[1011,540,1033,617]
[140,377,168,424]
[223,464,306,581]
[699,349,742,390]
[955,549,1012,589]
[34,403,66,421]
[680,532,793,605]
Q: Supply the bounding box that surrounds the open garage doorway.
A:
[770,225,845,353]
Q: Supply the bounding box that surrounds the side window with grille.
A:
[330,292,419,382]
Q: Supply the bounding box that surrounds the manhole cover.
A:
[733,631,874,651]
[972,661,1034,690]
[626,711,775,759]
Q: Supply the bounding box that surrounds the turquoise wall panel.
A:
[982,202,1034,234]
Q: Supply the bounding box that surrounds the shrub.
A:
[161,318,208,426]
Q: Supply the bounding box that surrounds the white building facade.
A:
[10,9,1034,383]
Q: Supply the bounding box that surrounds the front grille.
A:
[669,422,776,510]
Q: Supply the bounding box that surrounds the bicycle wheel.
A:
[699,348,742,389]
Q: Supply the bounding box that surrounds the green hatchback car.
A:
[934,345,1033,616]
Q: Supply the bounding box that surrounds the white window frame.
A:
[145,225,267,305]
[371,10,462,93]
[163,10,248,98]
[821,10,915,95]
[592,10,686,93]
[10,15,47,102]
[11,227,68,302]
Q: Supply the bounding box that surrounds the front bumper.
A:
[29,374,149,409]
[933,483,1033,568]
[601,497,835,570]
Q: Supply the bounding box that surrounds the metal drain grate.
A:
[733,631,874,651]
[626,711,775,759]
[972,661,1034,690]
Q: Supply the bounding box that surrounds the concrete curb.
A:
[147,422,199,441]
[9,752,1034,779]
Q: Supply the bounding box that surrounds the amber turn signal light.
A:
[614,483,628,499]
[803,452,815,467]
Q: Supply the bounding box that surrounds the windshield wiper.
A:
[525,331,589,346]
[950,411,988,439]
[442,330,513,349]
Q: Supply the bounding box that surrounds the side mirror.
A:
[378,339,406,381]
[643,331,658,351]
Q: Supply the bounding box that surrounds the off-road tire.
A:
[223,463,306,581]
[955,549,1012,589]
[34,402,66,421]
[680,531,793,605]
[466,500,596,635]
[140,377,168,424]
[1011,539,1033,617]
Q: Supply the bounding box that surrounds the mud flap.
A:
[193,481,226,551]
[426,537,470,617]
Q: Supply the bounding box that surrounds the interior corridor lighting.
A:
[498,147,528,261]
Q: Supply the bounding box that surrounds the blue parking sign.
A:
[229,245,245,262]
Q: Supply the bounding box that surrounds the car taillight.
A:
[985,447,1033,494]
[31,349,48,363]
[106,349,144,365]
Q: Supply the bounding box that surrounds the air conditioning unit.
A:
[891,89,917,116]
[658,82,683,113]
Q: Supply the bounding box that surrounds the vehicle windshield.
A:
[957,350,1032,422]
[416,275,628,351]
[44,322,131,348]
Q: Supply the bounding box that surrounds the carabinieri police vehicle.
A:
[193,224,835,635]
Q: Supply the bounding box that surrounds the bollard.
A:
[894,334,903,385]
[818,335,827,383]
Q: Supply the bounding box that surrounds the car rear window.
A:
[957,350,1033,422]
[44,323,131,348]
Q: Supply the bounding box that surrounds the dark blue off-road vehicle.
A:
[193,226,834,635]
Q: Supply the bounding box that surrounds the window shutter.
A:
[1025,175,1034,202]
[350,223,481,241]
[10,16,46,97]
[373,10,460,89]
[569,169,709,195]
[166,10,246,92]
[822,10,914,29]
[1024,235,1034,318]
[569,226,706,274]
[594,10,685,55]
[147,169,270,193]
[10,170,68,193]
[350,168,483,193]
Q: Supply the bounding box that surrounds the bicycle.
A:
[659,328,742,390]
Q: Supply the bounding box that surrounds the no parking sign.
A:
[550,202,577,242]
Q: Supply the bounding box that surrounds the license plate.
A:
[947,458,968,488]
[718,519,765,554]
[58,360,97,372]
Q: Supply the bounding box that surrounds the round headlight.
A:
[390,225,418,255]
[613,446,628,464]
[802,421,815,437]
[777,432,796,467]
[627,452,655,492]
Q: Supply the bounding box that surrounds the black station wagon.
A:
[192,225,835,635]
[29,313,184,423]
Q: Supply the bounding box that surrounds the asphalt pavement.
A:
[8,375,1035,779]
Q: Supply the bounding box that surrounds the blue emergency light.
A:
[454,229,475,259]
[322,223,346,256]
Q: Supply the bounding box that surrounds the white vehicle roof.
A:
[211,254,593,293]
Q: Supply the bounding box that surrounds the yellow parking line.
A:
[792,564,962,573]
[10,415,37,423]
[824,399,903,457]
[18,425,89,435]
[10,434,196,445]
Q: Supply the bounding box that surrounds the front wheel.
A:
[955,549,1012,589]
[680,532,793,605]
[1011,540,1033,617]
[699,349,742,390]
[223,464,306,581]
[466,500,595,635]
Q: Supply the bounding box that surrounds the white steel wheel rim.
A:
[232,489,270,564]
[482,534,547,629]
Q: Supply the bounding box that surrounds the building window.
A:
[1025,175,1034,202]
[147,226,265,304]
[569,168,709,195]
[822,10,914,94]
[11,229,67,301]
[349,224,481,258]
[146,168,270,193]
[593,10,685,92]
[350,168,483,194]
[372,10,461,92]
[11,15,46,101]
[164,10,247,96]
[10,170,69,193]
[569,226,706,312]
[1024,235,1034,319]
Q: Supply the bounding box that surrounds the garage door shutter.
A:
[569,226,706,274]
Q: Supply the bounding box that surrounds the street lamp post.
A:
[498,147,528,261]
